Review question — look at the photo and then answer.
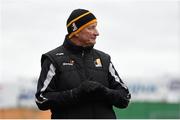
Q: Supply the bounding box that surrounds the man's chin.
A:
[90,42,96,46]
[90,40,96,44]
[84,40,96,46]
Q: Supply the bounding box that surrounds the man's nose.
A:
[94,28,99,36]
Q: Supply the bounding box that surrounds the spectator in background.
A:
[35,8,131,119]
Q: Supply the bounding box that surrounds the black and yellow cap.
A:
[66,9,97,38]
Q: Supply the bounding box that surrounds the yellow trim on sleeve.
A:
[68,19,97,38]
[67,11,91,27]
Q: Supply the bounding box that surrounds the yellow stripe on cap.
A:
[68,19,97,38]
[67,11,91,27]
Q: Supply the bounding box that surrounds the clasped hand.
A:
[76,80,107,101]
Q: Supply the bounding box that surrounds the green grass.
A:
[114,102,180,119]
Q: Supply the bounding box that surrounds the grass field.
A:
[114,102,180,119]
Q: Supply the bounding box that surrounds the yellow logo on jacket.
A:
[94,58,102,67]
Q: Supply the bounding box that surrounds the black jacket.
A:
[35,37,131,119]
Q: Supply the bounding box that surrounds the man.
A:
[35,9,131,119]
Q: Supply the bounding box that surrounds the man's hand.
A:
[72,80,107,101]
[80,81,106,93]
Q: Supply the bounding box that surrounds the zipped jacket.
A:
[35,37,131,119]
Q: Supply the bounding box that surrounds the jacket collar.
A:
[63,35,94,53]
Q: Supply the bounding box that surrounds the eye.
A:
[87,26,96,30]
[87,26,92,30]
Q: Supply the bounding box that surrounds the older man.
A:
[35,9,131,119]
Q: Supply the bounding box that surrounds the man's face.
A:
[76,22,99,47]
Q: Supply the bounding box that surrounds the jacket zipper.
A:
[82,50,84,57]
[82,50,95,117]
[81,50,88,79]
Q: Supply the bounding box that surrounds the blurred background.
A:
[0,0,180,119]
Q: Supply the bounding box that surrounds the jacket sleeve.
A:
[35,58,79,110]
[106,61,131,108]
